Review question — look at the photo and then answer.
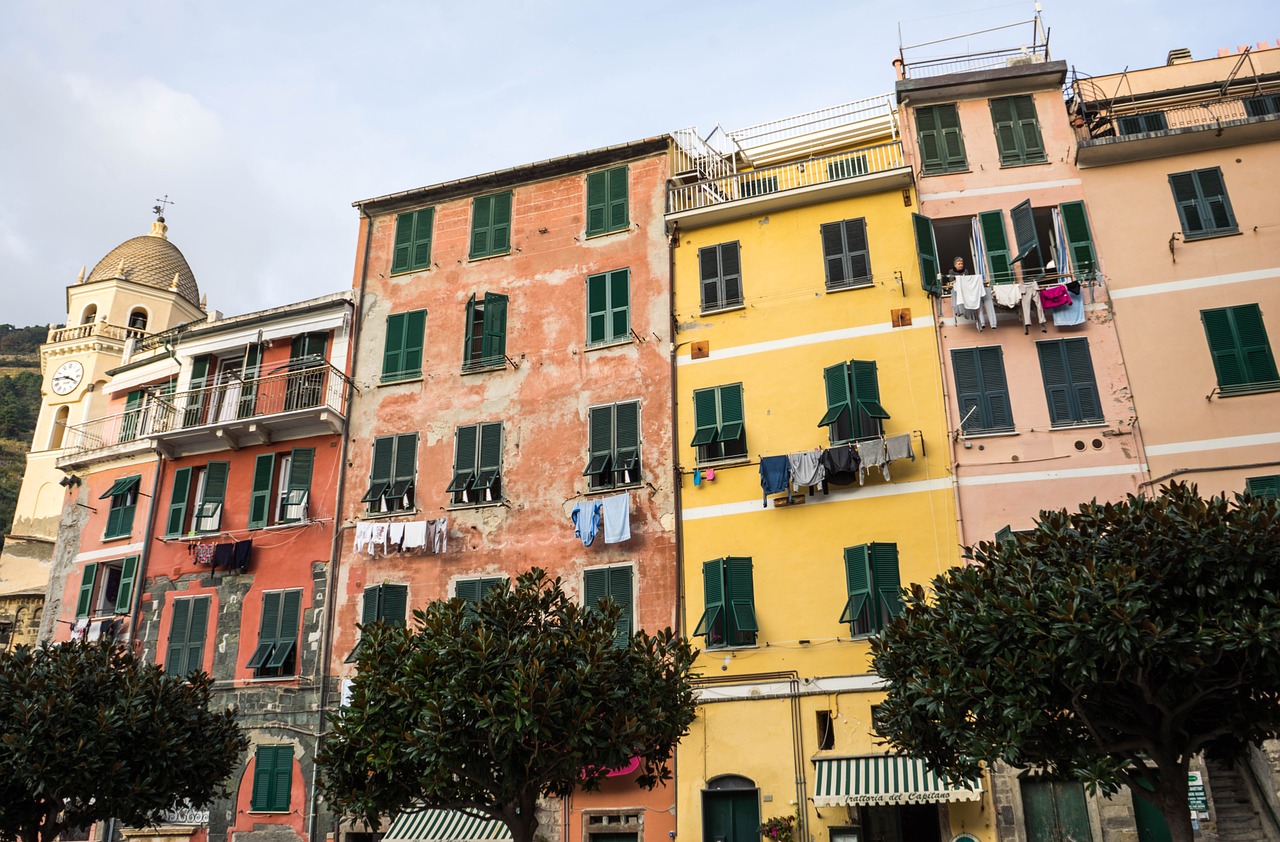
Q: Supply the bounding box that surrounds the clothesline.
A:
[759,433,918,507]
[353,518,448,557]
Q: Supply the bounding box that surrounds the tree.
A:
[0,639,248,842]
[871,483,1280,842]
[319,568,698,842]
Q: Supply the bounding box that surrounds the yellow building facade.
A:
[668,99,992,842]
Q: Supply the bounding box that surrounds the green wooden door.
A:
[703,790,759,842]
[1132,785,1173,842]
[1023,780,1093,842]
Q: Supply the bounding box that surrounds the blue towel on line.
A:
[759,455,791,507]
[571,501,602,547]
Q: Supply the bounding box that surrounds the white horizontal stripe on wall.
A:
[681,477,952,520]
[75,542,145,563]
[1145,431,1280,457]
[918,178,1082,202]
[1109,267,1280,300]
[677,318,936,367]
[955,463,1147,487]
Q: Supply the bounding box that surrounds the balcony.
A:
[666,141,910,228]
[47,322,147,345]
[1074,95,1280,167]
[58,361,351,467]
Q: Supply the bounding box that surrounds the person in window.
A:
[946,256,968,285]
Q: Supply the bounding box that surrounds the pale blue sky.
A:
[0,0,1271,326]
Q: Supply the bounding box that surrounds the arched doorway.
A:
[703,775,759,842]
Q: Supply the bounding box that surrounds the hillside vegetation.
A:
[0,325,48,546]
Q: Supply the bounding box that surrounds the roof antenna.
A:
[152,194,174,222]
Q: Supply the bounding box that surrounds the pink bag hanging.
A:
[1039,284,1071,309]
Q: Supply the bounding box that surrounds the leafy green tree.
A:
[0,639,248,842]
[319,568,698,842]
[871,483,1280,842]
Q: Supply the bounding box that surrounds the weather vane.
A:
[153,195,174,219]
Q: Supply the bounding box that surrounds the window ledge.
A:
[249,675,299,684]
[378,374,424,387]
[389,265,430,277]
[694,455,752,470]
[461,363,506,376]
[1218,382,1280,397]
[1182,229,1243,242]
[586,338,632,351]
[101,534,134,543]
[583,482,643,496]
[1048,420,1109,430]
[247,810,291,816]
[999,158,1050,169]
[920,167,971,177]
[361,508,419,521]
[468,250,511,263]
[449,500,504,511]
[703,643,760,652]
[825,279,875,294]
[700,303,746,317]
[961,429,1019,440]
[584,226,630,240]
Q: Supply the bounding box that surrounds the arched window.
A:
[49,406,69,450]
[80,304,98,325]
[128,308,149,331]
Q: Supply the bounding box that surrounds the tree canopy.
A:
[871,482,1280,842]
[319,568,698,842]
[0,639,248,842]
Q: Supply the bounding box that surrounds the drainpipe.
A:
[126,451,166,649]
[665,208,685,836]
[310,210,373,842]
[930,292,968,551]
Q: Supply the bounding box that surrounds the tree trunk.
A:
[501,796,540,842]
[1147,761,1195,842]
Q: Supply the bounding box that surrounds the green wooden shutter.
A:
[470,195,493,258]
[250,591,282,670]
[165,597,192,673]
[608,269,630,341]
[199,462,229,531]
[1246,475,1280,500]
[463,293,478,367]
[371,437,394,486]
[383,312,406,379]
[870,542,903,625]
[586,171,608,236]
[978,210,1014,284]
[843,219,870,283]
[481,292,508,365]
[392,212,415,273]
[490,191,512,255]
[850,359,889,430]
[455,579,481,607]
[978,346,1014,430]
[1202,308,1247,389]
[819,362,852,433]
[587,405,615,480]
[1014,97,1045,162]
[725,557,757,641]
[937,104,966,170]
[586,272,608,345]
[990,97,1019,164]
[1058,201,1098,280]
[411,209,434,269]
[821,221,849,287]
[607,166,629,232]
[1038,341,1075,425]
[698,245,722,310]
[912,213,940,294]
[693,559,725,640]
[377,583,407,625]
[238,344,262,418]
[285,448,314,522]
[393,434,417,485]
[362,586,381,624]
[166,467,193,537]
[915,105,944,172]
[1064,339,1103,421]
[951,348,985,433]
[114,556,138,614]
[1010,199,1038,265]
[448,425,479,495]
[614,401,640,481]
[691,389,719,446]
[584,568,607,611]
[608,565,632,645]
[1169,172,1204,234]
[717,384,744,443]
[267,589,302,670]
[185,596,209,675]
[402,309,426,377]
[248,454,275,528]
[477,422,503,492]
[252,745,292,812]
[1194,168,1236,232]
[75,563,97,618]
[841,545,871,630]
[121,390,143,442]
[995,525,1015,545]
[1233,305,1280,385]
[718,243,742,308]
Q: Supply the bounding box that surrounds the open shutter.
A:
[912,213,940,294]
[1058,201,1098,280]
[586,171,608,236]
[238,344,262,417]
[392,213,414,273]
[448,425,479,495]
[248,455,275,528]
[183,355,210,427]
[608,566,633,645]
[870,542,903,625]
[1234,305,1280,385]
[717,383,744,443]
[978,211,1014,284]
[951,349,985,433]
[691,389,719,447]
[1010,200,1038,265]
[614,401,640,480]
[286,448,314,520]
[165,597,192,673]
[607,166,629,231]
[841,545,871,629]
[75,563,97,618]
[114,556,138,614]
[693,560,725,639]
[725,557,757,640]
[247,591,280,670]
[462,293,478,367]
[476,422,503,496]
[586,272,608,344]
[1038,341,1076,425]
[121,390,143,441]
[978,346,1014,430]
[1064,339,1102,422]
[819,362,852,431]
[850,359,889,428]
[392,434,417,502]
[166,467,193,537]
[267,589,301,669]
[201,462,229,531]
[586,405,614,479]
[481,292,508,365]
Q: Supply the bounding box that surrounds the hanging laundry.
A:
[1052,288,1086,327]
[759,455,791,507]
[402,520,428,551]
[367,523,389,557]
[692,468,702,487]
[885,433,915,463]
[820,445,860,486]
[211,542,233,571]
[788,450,826,493]
[70,617,89,640]
[571,501,602,547]
[856,439,888,485]
[194,542,216,566]
[992,282,1022,309]
[431,518,448,553]
[353,522,375,554]
[232,539,253,572]
[1039,284,1071,310]
[601,493,631,544]
[387,522,406,553]
[1020,281,1047,333]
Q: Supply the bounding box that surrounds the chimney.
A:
[1167,47,1192,65]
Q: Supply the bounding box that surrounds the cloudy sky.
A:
[0,1,1270,327]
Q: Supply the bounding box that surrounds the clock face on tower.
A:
[51,360,84,395]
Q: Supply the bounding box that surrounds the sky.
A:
[0,0,1271,327]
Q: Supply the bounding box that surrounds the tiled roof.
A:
[84,222,201,307]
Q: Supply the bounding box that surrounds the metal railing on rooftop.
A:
[1074,94,1279,144]
[727,94,898,149]
[666,140,905,215]
[901,44,1050,80]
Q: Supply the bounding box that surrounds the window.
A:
[586,401,640,491]
[1201,304,1279,394]
[586,269,630,346]
[1117,111,1168,135]
[699,242,743,312]
[820,218,872,291]
[951,347,1013,434]
[586,166,628,236]
[361,434,418,513]
[1037,339,1103,426]
[583,565,633,648]
[816,710,835,750]
[345,584,408,663]
[840,543,902,636]
[166,462,229,535]
[391,208,434,274]
[164,596,210,676]
[382,310,426,382]
[693,557,757,649]
[740,175,778,198]
[247,448,314,529]
[820,361,889,444]
[691,384,746,464]
[75,557,138,619]
[456,577,505,608]
[1170,168,1238,239]
[246,589,302,679]
[1245,94,1280,118]
[250,745,293,813]
[1247,475,1280,500]
[447,422,503,506]
[915,104,967,174]
[101,475,140,539]
[990,95,1046,166]
[469,191,512,259]
[463,292,509,371]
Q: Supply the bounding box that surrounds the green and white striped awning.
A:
[384,810,512,842]
[813,756,983,807]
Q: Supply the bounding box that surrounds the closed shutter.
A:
[821,221,850,287]
[474,422,503,497]
[392,212,414,273]
[1169,172,1205,235]
[586,272,608,345]
[978,346,1014,430]
[915,105,944,171]
[185,596,210,674]
[1064,339,1103,421]
[725,557,757,642]
[361,585,381,624]
[978,211,1014,284]
[607,166,629,231]
[951,348,985,433]
[383,313,407,379]
[583,568,608,611]
[76,563,98,618]
[1010,199,1038,265]
[390,434,417,505]
[1039,341,1075,424]
[843,219,871,285]
[1015,98,1045,161]
[870,543,903,623]
[1058,201,1098,280]
[1234,305,1280,385]
[1193,168,1236,232]
[166,467,193,537]
[470,195,493,257]
[691,389,719,447]
[718,243,742,308]
[1205,305,1279,389]
[400,309,426,378]
[699,245,722,310]
[1246,475,1280,500]
[490,191,512,255]
[607,566,633,643]
[165,597,192,673]
[114,556,138,614]
[937,104,966,170]
[448,425,479,495]
[363,436,394,505]
[481,293,508,365]
[586,405,614,480]
[248,454,275,528]
[586,171,608,236]
[1202,308,1247,389]
[410,209,434,269]
[841,545,871,630]
[850,359,889,436]
[252,745,292,812]
[608,269,630,341]
[1039,339,1101,424]
[455,579,481,607]
[991,97,1019,164]
[693,559,725,640]
[912,213,940,294]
